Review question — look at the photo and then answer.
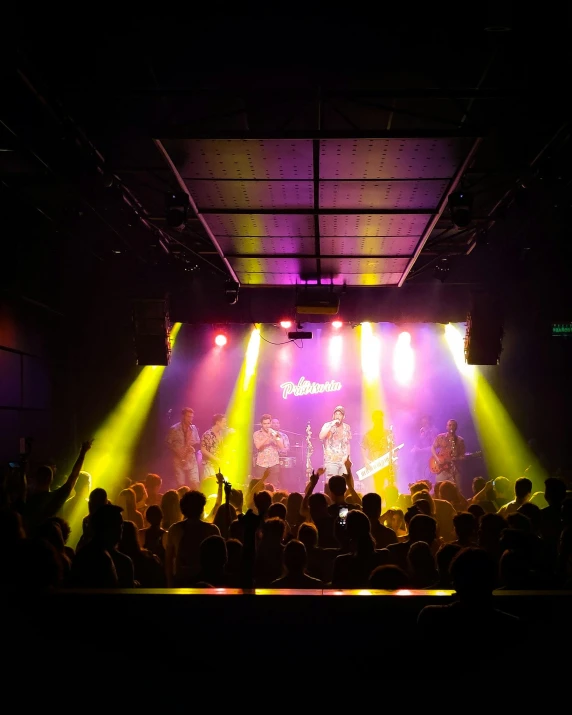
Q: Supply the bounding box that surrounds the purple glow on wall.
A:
[155,322,480,492]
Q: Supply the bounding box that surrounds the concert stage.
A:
[154,321,489,495]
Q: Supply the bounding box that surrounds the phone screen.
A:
[338,507,349,525]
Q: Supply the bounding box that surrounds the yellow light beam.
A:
[444,323,545,484]
[359,322,386,434]
[67,323,182,542]
[221,326,261,485]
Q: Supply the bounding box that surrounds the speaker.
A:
[133,299,171,366]
[464,295,504,365]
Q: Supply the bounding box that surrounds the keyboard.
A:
[355,443,404,481]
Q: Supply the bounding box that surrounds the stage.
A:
[153,321,489,495]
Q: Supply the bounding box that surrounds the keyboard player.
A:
[360,410,394,489]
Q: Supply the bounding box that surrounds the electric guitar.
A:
[429,450,482,475]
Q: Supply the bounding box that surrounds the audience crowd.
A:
[2,440,572,630]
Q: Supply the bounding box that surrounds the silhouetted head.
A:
[514,477,532,501]
[408,514,437,545]
[283,539,307,575]
[472,476,486,495]
[436,543,462,585]
[298,522,318,550]
[88,487,108,515]
[369,563,408,589]
[308,492,329,520]
[439,480,461,504]
[200,535,227,573]
[34,465,54,490]
[346,509,375,553]
[450,547,496,599]
[145,504,163,528]
[267,502,287,521]
[90,504,124,550]
[145,473,162,493]
[328,476,347,498]
[118,519,141,557]
[453,512,477,544]
[362,492,382,519]
[286,492,303,517]
[180,490,207,519]
[544,477,567,507]
[468,503,485,521]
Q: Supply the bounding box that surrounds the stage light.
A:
[448,191,473,228]
[332,320,343,329]
[215,333,227,347]
[165,192,190,229]
[434,258,451,283]
[393,331,414,386]
[280,320,292,329]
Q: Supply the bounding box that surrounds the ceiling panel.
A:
[319,257,410,275]
[319,235,418,256]
[187,179,313,210]
[319,213,430,237]
[176,139,313,179]
[343,273,403,286]
[320,138,465,179]
[208,213,314,237]
[229,257,317,274]
[216,235,316,255]
[319,179,448,210]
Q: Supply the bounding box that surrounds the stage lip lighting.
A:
[214,333,228,347]
[280,320,293,329]
[331,320,343,329]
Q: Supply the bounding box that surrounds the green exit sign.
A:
[552,323,572,336]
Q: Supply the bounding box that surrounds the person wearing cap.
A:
[319,406,352,477]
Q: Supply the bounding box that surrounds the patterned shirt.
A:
[321,422,352,464]
[277,431,290,456]
[253,429,281,468]
[433,433,466,481]
[201,429,222,464]
[166,422,200,461]
[360,429,390,461]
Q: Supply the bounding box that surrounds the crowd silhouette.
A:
[2,440,572,638]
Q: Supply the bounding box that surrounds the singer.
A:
[253,413,284,482]
[319,405,352,478]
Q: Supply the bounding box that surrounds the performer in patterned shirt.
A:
[431,419,466,484]
[253,413,284,481]
[200,414,227,479]
[165,407,201,487]
[319,405,352,478]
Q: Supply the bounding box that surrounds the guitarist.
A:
[431,419,466,484]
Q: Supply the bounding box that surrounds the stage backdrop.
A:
[155,322,483,493]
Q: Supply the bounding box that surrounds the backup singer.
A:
[360,410,390,467]
[271,418,290,456]
[319,405,352,477]
[200,414,227,479]
[431,419,466,484]
[253,413,285,481]
[166,407,201,487]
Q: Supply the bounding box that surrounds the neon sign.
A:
[280,377,342,400]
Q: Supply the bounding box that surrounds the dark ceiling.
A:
[1,15,571,322]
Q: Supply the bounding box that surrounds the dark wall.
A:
[0,297,69,466]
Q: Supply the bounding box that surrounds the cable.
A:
[256,323,304,348]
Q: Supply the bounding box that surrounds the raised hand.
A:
[81,439,94,452]
[216,471,224,485]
